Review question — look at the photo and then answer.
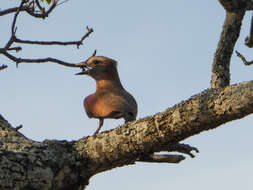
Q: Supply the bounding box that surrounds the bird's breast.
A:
[84,94,116,118]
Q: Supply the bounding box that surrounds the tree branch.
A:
[235,50,253,65]
[5,0,25,50]
[14,26,94,48]
[1,80,252,189]
[217,0,253,12]
[0,1,93,70]
[0,65,8,71]
[211,10,245,88]
[0,7,27,16]
[76,81,253,176]
[0,49,87,68]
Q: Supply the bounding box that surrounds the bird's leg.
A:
[93,118,104,136]
[124,112,136,123]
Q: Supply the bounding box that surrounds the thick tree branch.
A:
[211,10,245,88]
[1,80,253,189]
[218,0,247,12]
[76,81,253,176]
[219,0,253,11]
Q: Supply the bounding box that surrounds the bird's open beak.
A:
[75,70,89,75]
[75,62,90,75]
[75,52,95,75]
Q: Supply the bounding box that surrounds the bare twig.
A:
[14,26,94,48]
[235,50,253,65]
[77,26,94,48]
[25,0,58,19]
[0,7,26,16]
[35,0,44,13]
[14,125,23,131]
[7,47,22,52]
[56,0,71,7]
[82,49,97,64]
[0,65,8,71]
[0,49,86,68]
[0,1,94,70]
[0,0,58,18]
[5,1,25,49]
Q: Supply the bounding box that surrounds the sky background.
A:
[1,0,253,189]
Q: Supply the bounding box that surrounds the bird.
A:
[76,55,138,136]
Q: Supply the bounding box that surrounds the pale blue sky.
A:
[1,1,253,189]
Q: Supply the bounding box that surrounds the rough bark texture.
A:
[1,81,253,189]
[211,11,245,88]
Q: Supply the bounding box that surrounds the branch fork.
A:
[0,1,94,71]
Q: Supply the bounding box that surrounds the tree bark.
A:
[211,11,245,88]
[1,80,253,190]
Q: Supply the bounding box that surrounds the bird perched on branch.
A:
[76,55,137,135]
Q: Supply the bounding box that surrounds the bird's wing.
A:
[101,91,137,118]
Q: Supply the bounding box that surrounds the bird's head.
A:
[76,56,118,80]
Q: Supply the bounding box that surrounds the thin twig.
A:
[35,0,44,13]
[0,0,58,18]
[0,0,94,70]
[77,26,94,48]
[0,65,8,71]
[0,7,26,16]
[0,49,89,68]
[82,49,97,64]
[7,47,22,52]
[25,0,58,19]
[14,26,94,48]
[14,125,23,131]
[5,1,25,49]
[56,0,71,7]
[235,50,253,65]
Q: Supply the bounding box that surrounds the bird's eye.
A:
[94,60,100,65]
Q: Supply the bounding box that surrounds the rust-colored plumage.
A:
[76,56,137,135]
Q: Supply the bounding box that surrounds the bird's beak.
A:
[75,61,90,75]
[75,70,89,75]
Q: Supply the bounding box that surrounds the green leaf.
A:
[46,0,52,4]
